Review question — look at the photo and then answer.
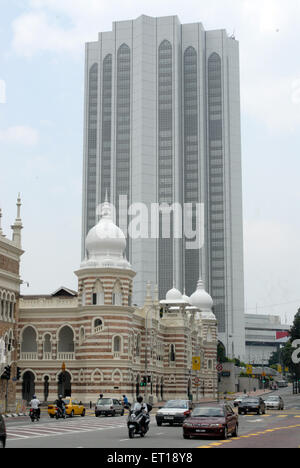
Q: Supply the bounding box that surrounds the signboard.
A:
[246,365,253,375]
[192,357,201,371]
[221,371,231,378]
[216,364,223,372]
[277,364,282,373]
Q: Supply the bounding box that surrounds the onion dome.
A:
[190,279,215,319]
[81,196,131,270]
[165,288,183,302]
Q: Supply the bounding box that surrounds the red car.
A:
[183,403,238,440]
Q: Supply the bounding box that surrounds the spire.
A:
[101,192,112,220]
[11,193,23,247]
[0,208,3,237]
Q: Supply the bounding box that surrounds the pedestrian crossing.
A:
[6,416,130,441]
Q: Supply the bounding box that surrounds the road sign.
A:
[246,365,253,375]
[194,377,200,384]
[216,364,223,372]
[192,357,201,371]
[277,364,282,373]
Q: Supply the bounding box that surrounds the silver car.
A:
[263,395,284,410]
[156,400,192,426]
[95,398,125,417]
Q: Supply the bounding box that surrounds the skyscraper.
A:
[81,15,245,359]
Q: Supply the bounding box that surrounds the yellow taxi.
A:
[48,397,86,418]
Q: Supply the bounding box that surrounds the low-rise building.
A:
[17,199,218,404]
[245,314,290,365]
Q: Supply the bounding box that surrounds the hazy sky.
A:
[0,0,300,324]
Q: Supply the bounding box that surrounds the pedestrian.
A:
[99,393,103,399]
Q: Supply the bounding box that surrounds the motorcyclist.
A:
[132,396,148,433]
[30,395,41,419]
[55,395,66,418]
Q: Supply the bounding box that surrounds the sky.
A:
[0,0,300,325]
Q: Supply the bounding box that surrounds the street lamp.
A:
[144,305,156,404]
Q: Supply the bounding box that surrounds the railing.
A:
[113,352,120,359]
[20,353,38,361]
[94,325,104,334]
[57,352,75,361]
[43,353,52,360]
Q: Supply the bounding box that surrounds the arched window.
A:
[112,281,123,306]
[57,326,75,359]
[170,344,176,362]
[21,327,38,359]
[136,334,141,357]
[113,336,121,353]
[92,280,104,305]
[94,318,104,334]
[43,334,52,359]
[79,327,85,345]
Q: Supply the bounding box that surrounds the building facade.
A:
[81,15,245,360]
[0,197,24,413]
[17,200,218,404]
[245,314,291,365]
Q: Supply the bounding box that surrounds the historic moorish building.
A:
[17,199,218,404]
[0,196,24,412]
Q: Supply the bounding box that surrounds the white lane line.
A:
[6,432,29,439]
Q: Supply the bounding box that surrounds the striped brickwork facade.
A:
[16,267,218,404]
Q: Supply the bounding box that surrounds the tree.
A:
[269,350,280,367]
[281,309,300,380]
[217,341,227,363]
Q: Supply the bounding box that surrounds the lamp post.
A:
[144,305,156,404]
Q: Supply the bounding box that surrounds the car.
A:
[48,397,86,418]
[0,414,6,448]
[95,398,125,417]
[263,395,284,410]
[277,380,288,388]
[156,400,192,426]
[233,395,249,407]
[238,397,266,415]
[182,403,238,440]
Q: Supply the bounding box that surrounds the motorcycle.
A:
[55,406,66,420]
[29,408,40,422]
[127,407,151,439]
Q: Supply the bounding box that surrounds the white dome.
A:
[166,288,182,302]
[82,198,131,270]
[190,279,214,310]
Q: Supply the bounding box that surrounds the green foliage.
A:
[281,309,300,379]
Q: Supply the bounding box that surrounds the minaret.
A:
[0,208,4,237]
[11,194,23,248]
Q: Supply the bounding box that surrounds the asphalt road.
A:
[4,387,300,449]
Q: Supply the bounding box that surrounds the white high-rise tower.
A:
[81,15,245,359]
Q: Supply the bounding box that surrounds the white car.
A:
[156,400,192,426]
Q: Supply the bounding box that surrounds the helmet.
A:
[137,395,143,403]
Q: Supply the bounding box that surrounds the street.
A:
[4,387,300,449]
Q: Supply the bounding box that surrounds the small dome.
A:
[166,288,182,302]
[190,279,213,310]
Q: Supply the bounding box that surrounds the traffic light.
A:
[16,367,21,381]
[140,376,147,387]
[1,366,11,380]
